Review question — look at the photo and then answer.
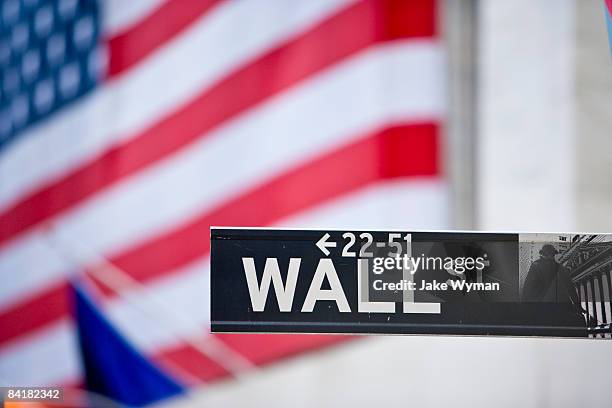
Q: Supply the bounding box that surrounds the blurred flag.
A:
[72,280,185,406]
[0,0,446,392]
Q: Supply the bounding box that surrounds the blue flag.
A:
[72,281,185,407]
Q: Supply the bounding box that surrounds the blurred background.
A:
[0,0,611,406]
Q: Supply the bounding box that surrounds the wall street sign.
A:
[210,228,612,338]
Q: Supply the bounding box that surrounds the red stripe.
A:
[154,334,348,383]
[0,122,439,346]
[107,0,221,77]
[215,334,348,367]
[0,282,69,348]
[154,343,231,383]
[0,0,436,248]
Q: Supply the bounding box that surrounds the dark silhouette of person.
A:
[522,244,579,303]
[522,244,586,332]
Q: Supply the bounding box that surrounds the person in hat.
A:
[522,244,579,304]
[521,244,587,335]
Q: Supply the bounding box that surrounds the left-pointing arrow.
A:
[316,233,337,256]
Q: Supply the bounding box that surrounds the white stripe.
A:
[0,319,80,386]
[0,0,355,211]
[0,41,444,309]
[276,178,449,230]
[0,179,445,386]
[104,0,167,37]
[106,257,211,351]
[0,233,76,307]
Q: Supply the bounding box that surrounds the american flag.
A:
[0,0,446,391]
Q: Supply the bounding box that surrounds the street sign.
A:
[210,228,612,338]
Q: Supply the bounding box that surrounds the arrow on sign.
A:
[316,233,336,256]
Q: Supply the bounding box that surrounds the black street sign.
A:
[210,228,612,338]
